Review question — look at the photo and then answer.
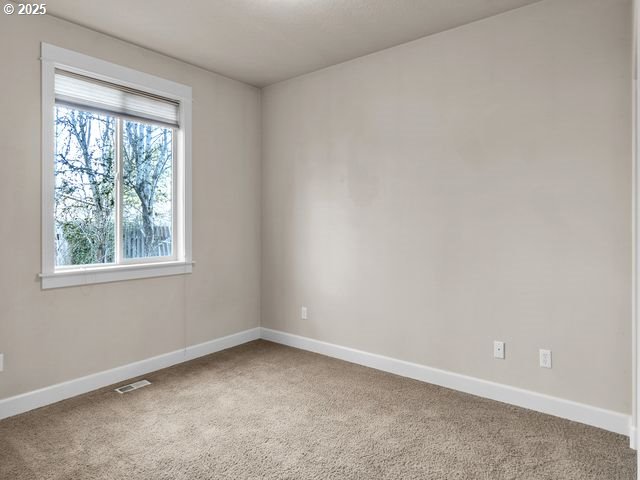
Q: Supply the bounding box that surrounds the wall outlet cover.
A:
[301,306,308,320]
[539,349,552,369]
[493,341,505,359]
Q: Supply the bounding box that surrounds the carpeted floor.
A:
[0,340,635,480]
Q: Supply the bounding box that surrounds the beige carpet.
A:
[0,340,635,480]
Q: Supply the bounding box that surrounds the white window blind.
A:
[54,69,180,127]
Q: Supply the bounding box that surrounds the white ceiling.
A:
[46,0,542,87]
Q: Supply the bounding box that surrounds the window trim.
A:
[40,43,193,289]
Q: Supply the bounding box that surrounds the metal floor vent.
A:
[115,380,151,394]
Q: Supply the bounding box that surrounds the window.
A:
[41,44,192,288]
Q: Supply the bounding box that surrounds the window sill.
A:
[40,261,194,289]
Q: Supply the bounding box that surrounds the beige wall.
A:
[0,13,261,399]
[261,0,633,413]
[0,0,632,416]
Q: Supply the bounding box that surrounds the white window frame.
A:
[40,43,193,289]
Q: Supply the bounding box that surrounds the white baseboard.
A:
[0,327,260,421]
[261,327,633,440]
[1,325,633,448]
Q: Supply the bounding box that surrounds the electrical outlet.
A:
[0,353,4,372]
[539,349,552,368]
[493,341,505,359]
[301,306,308,320]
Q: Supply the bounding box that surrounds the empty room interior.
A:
[1,0,639,478]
